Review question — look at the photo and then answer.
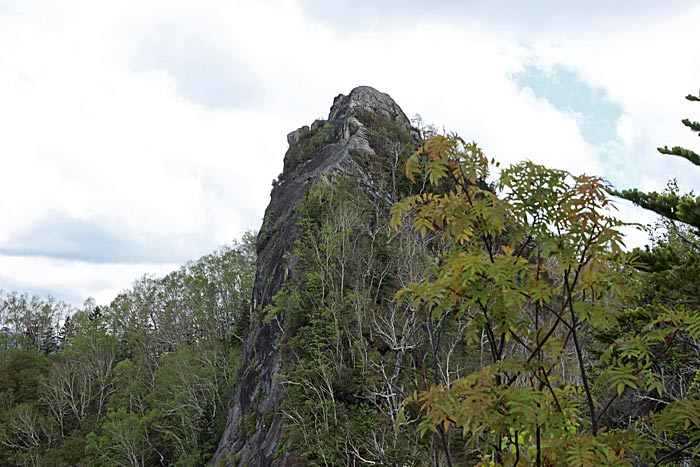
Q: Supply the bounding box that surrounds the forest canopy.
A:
[0,234,255,466]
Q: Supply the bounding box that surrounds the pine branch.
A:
[614,189,680,221]
[657,146,700,166]
[681,118,700,135]
[615,189,700,230]
[616,86,700,230]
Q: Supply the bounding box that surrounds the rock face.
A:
[210,86,418,467]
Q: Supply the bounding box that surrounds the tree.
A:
[616,91,700,231]
[86,408,150,467]
[0,292,72,353]
[611,91,700,465]
[42,315,118,435]
[84,235,256,466]
[147,345,224,465]
[0,233,255,466]
[0,403,51,467]
[273,180,436,465]
[0,348,50,466]
[391,134,665,466]
[607,219,700,466]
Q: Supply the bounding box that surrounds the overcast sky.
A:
[1,0,699,305]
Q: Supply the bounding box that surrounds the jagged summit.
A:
[211,87,420,467]
[328,85,410,126]
[283,86,416,174]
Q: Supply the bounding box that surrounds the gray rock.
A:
[310,119,326,131]
[347,126,376,158]
[210,86,418,467]
[343,116,363,140]
[286,125,309,146]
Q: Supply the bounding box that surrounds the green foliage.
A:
[148,345,226,465]
[0,234,256,466]
[284,121,340,172]
[354,108,420,195]
[275,174,445,465]
[391,131,700,466]
[0,348,47,405]
[393,134,643,465]
[606,92,700,464]
[604,218,700,465]
[616,186,700,231]
[86,408,150,467]
[616,91,700,231]
[241,413,258,438]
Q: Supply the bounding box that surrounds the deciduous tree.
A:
[392,135,649,466]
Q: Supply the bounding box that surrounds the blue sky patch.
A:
[512,64,622,146]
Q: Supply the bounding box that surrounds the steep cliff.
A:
[212,86,419,466]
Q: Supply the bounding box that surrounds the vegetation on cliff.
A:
[1,88,699,466]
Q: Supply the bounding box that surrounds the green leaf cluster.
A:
[393,134,643,465]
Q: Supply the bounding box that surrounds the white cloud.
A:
[0,253,179,305]
[298,0,697,39]
[0,0,698,305]
[522,6,700,192]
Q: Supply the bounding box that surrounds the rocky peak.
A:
[210,87,419,467]
[328,85,411,127]
[283,86,417,175]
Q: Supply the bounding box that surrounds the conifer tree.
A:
[611,91,700,465]
[616,91,700,230]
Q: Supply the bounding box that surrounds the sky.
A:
[1,0,699,306]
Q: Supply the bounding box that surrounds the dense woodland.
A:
[1,92,700,466]
[0,234,255,466]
